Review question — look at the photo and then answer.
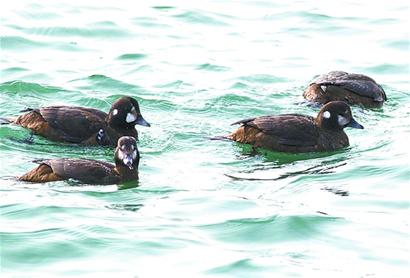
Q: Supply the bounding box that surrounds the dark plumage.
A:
[12,96,150,146]
[303,71,386,107]
[227,101,364,153]
[19,136,139,184]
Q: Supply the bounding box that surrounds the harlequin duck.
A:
[19,136,139,184]
[11,96,150,146]
[303,71,386,107]
[227,101,364,153]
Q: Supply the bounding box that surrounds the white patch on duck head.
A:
[320,85,327,92]
[338,115,349,126]
[112,109,118,116]
[123,156,133,169]
[117,149,125,160]
[323,111,331,119]
[126,113,137,123]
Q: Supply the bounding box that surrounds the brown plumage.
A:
[19,163,63,183]
[13,96,150,146]
[19,136,139,184]
[228,101,364,153]
[303,71,386,107]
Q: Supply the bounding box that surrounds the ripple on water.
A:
[1,36,47,50]
[1,35,83,52]
[383,39,410,51]
[173,10,230,26]
[199,214,341,245]
[1,67,30,74]
[359,63,410,74]
[196,63,231,72]
[0,80,67,96]
[209,93,260,106]
[116,53,148,61]
[132,16,171,28]
[205,258,263,276]
[0,81,93,115]
[6,24,130,38]
[238,74,290,84]
[152,6,176,11]
[69,74,143,94]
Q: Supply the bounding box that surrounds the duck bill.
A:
[123,156,134,169]
[347,118,364,129]
[134,115,150,127]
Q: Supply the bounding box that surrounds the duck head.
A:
[114,136,140,170]
[316,101,364,130]
[107,96,150,130]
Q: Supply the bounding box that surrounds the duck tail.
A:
[19,108,35,113]
[206,135,232,141]
[32,159,47,164]
[0,117,12,125]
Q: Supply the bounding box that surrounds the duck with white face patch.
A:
[221,101,364,153]
[8,96,150,147]
[19,136,140,185]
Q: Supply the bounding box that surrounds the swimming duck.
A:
[303,71,386,107]
[12,96,150,146]
[19,136,139,184]
[227,101,364,153]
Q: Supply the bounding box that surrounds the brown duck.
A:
[303,71,386,107]
[227,101,364,153]
[11,96,150,146]
[19,136,139,184]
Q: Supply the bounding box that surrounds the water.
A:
[1,0,409,276]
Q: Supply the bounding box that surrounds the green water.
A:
[1,0,409,276]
